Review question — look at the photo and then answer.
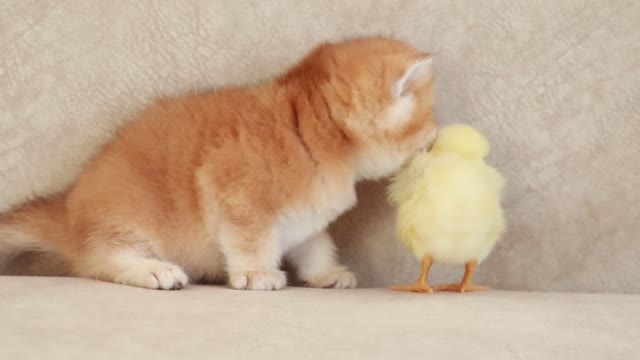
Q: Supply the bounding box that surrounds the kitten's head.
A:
[286,37,437,180]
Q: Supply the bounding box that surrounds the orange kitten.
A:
[0,37,437,290]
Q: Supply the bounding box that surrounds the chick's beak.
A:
[421,128,438,151]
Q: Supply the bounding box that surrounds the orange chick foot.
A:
[433,283,490,293]
[389,283,434,294]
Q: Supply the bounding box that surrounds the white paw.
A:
[229,270,287,291]
[305,266,357,289]
[115,261,189,290]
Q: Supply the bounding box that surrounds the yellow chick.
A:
[387,124,505,293]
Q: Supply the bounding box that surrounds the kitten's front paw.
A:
[229,270,287,291]
[305,266,357,289]
[114,261,189,290]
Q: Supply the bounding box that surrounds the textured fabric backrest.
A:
[1,1,638,292]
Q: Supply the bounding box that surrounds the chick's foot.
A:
[433,283,490,293]
[434,260,490,293]
[389,282,434,293]
[390,256,434,293]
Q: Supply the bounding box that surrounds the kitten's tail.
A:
[0,194,72,275]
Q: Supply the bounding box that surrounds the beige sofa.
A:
[1,1,639,359]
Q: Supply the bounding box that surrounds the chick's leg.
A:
[390,256,433,293]
[434,260,490,293]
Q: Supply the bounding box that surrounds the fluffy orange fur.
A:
[0,37,437,290]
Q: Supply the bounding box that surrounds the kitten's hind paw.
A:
[305,266,357,289]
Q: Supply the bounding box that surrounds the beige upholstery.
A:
[2,277,639,360]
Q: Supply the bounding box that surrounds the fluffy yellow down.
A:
[387,124,505,264]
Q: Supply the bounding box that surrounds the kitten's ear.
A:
[394,55,433,98]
